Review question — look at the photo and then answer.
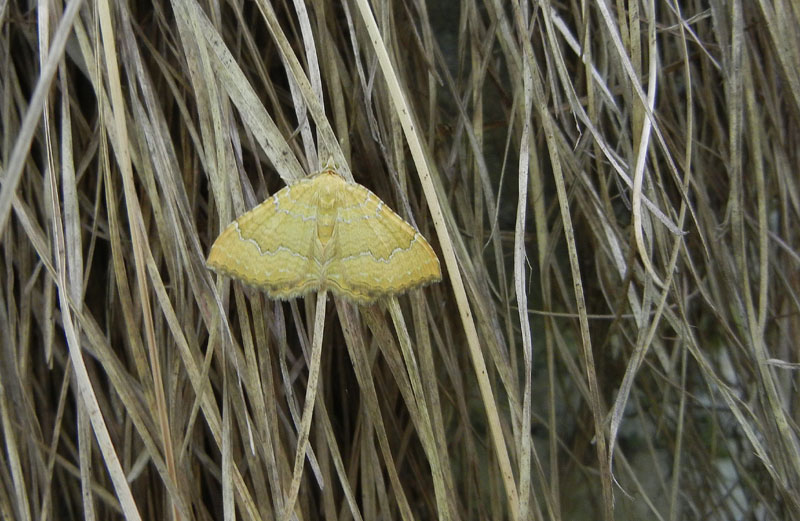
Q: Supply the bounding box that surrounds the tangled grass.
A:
[1,1,799,520]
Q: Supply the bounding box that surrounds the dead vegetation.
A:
[1,1,799,520]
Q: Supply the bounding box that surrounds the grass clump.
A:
[1,1,798,520]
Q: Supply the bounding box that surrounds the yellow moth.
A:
[207,164,441,303]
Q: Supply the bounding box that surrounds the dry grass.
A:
[1,1,799,520]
